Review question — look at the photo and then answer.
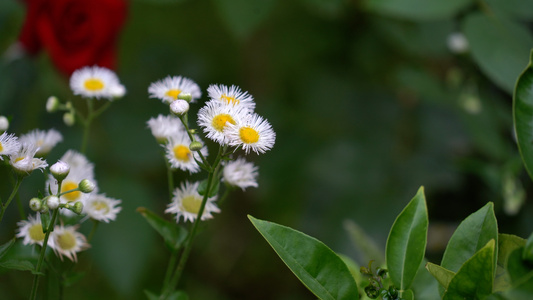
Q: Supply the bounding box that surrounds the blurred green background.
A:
[1,0,533,299]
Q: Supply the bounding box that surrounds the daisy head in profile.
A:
[197,100,251,145]
[50,224,89,262]
[147,114,185,143]
[207,84,255,111]
[84,194,122,223]
[0,132,20,160]
[148,75,201,104]
[70,66,124,100]
[9,143,48,175]
[164,133,208,173]
[19,128,63,157]
[225,113,275,155]
[223,157,259,190]
[165,181,220,223]
[16,214,49,247]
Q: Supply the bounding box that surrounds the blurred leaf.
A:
[249,215,359,300]
[386,186,428,291]
[197,179,219,198]
[0,259,35,271]
[495,234,527,292]
[484,0,533,21]
[344,219,385,266]
[505,247,533,299]
[144,289,189,300]
[514,50,533,182]
[412,259,440,300]
[137,207,188,252]
[363,0,472,20]
[443,239,495,300]
[463,13,533,93]
[523,232,533,263]
[213,0,276,39]
[63,271,86,287]
[402,289,414,300]
[0,237,15,260]
[426,262,455,289]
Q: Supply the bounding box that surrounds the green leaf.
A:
[484,0,533,21]
[137,207,187,252]
[443,239,496,300]
[197,179,219,198]
[402,289,414,300]
[495,233,527,292]
[363,0,472,21]
[523,232,533,263]
[337,254,361,285]
[385,186,428,291]
[144,289,189,300]
[426,262,456,289]
[513,50,533,182]
[411,259,440,300]
[249,215,359,300]
[0,237,16,260]
[212,0,276,39]
[0,259,35,271]
[463,13,533,93]
[343,219,385,266]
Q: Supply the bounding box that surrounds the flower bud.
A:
[71,201,84,215]
[40,203,49,214]
[50,160,70,181]
[63,112,75,126]
[46,196,60,210]
[0,115,9,132]
[170,99,189,116]
[78,179,95,193]
[46,96,61,112]
[111,84,126,99]
[189,141,203,152]
[29,198,42,212]
[177,93,192,102]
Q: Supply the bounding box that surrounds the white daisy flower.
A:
[9,143,48,174]
[164,134,208,173]
[19,128,63,157]
[16,214,49,247]
[84,194,122,223]
[197,100,251,145]
[148,75,201,104]
[165,181,220,223]
[0,132,20,160]
[223,157,259,190]
[51,224,89,262]
[147,114,186,143]
[70,66,123,99]
[225,113,276,154]
[207,84,255,110]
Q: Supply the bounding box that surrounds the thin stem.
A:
[87,220,100,243]
[29,208,60,300]
[0,176,23,223]
[81,98,94,154]
[178,115,210,168]
[160,251,179,296]
[166,159,175,200]
[16,192,26,220]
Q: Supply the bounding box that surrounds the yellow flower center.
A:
[239,127,259,144]
[14,157,24,163]
[56,231,76,250]
[0,142,3,152]
[182,195,202,214]
[221,94,240,105]
[84,78,105,91]
[165,89,181,99]
[212,114,236,132]
[61,181,81,202]
[91,200,109,214]
[173,145,191,162]
[29,224,45,242]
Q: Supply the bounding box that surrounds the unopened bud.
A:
[29,198,42,212]
[71,201,84,215]
[78,179,95,193]
[189,141,203,151]
[177,93,192,102]
[170,99,189,116]
[46,96,61,112]
[111,84,126,99]
[46,196,60,210]
[63,112,75,126]
[0,116,9,132]
[50,160,70,181]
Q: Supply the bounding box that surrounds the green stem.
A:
[87,220,100,243]
[166,159,175,200]
[178,115,210,168]
[81,98,94,154]
[29,208,60,300]
[16,192,26,220]
[160,251,179,296]
[0,176,23,223]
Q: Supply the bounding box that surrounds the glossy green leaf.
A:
[0,237,15,260]
[505,247,533,298]
[386,186,428,290]
[426,262,455,289]
[363,0,472,21]
[249,215,359,300]
[494,233,527,292]
[402,289,414,300]
[463,13,533,93]
[213,0,276,39]
[523,232,533,263]
[0,259,35,271]
[513,50,533,182]
[337,254,360,285]
[443,239,496,300]
[137,207,187,252]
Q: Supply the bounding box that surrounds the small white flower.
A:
[148,76,201,104]
[84,194,122,223]
[170,99,189,115]
[165,181,220,223]
[147,114,186,143]
[0,132,20,160]
[197,100,251,145]
[223,157,259,190]
[164,133,208,173]
[19,128,63,156]
[110,83,126,98]
[70,66,123,99]
[447,32,469,54]
[9,143,48,174]
[225,113,276,154]
[51,224,89,262]
[16,214,49,247]
[0,115,9,132]
[50,160,70,180]
[207,84,255,110]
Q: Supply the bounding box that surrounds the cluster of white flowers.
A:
[147,76,276,224]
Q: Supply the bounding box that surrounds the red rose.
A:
[18,0,128,75]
